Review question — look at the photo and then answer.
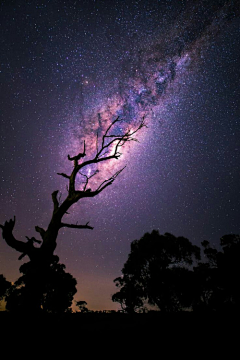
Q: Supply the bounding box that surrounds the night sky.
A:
[0,0,239,311]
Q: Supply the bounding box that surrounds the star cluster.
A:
[0,0,240,310]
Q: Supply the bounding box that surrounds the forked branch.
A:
[68,140,86,167]
[57,116,146,200]
[95,116,146,161]
[79,170,99,192]
[1,117,146,262]
[96,166,126,193]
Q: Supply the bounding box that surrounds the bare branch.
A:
[35,226,46,240]
[1,117,146,264]
[0,216,15,232]
[101,116,120,150]
[26,236,42,244]
[79,170,99,191]
[96,166,126,193]
[68,140,86,166]
[95,116,146,161]
[0,217,28,254]
[57,172,70,179]
[64,117,146,183]
[55,117,145,210]
[52,190,59,212]
[79,172,88,192]
[60,221,94,230]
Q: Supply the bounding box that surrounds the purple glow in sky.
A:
[0,0,239,310]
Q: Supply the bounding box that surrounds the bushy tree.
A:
[0,274,11,301]
[193,234,240,311]
[112,276,145,313]
[75,300,89,313]
[112,231,201,312]
[5,255,77,314]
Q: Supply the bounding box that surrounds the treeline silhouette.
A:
[1,231,240,314]
[112,231,240,313]
[0,256,77,313]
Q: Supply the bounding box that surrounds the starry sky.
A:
[0,0,240,311]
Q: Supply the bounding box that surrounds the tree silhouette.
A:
[112,275,145,313]
[75,300,89,313]
[112,230,201,312]
[193,234,240,312]
[0,274,11,301]
[5,256,77,313]
[0,117,145,312]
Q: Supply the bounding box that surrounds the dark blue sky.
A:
[0,0,239,310]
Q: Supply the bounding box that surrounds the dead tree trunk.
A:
[0,117,146,311]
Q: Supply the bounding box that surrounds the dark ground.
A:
[1,311,239,358]
[1,311,238,339]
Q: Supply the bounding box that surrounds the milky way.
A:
[59,0,239,175]
[0,0,240,310]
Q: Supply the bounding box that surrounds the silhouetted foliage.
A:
[5,255,77,313]
[112,230,201,312]
[112,276,145,313]
[75,300,89,313]
[114,231,240,313]
[0,274,11,301]
[193,234,240,312]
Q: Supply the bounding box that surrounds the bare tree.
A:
[0,117,146,265]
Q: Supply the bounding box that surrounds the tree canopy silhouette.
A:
[5,255,77,313]
[113,231,240,313]
[0,117,146,312]
[193,234,240,312]
[75,300,89,313]
[112,230,201,312]
[0,274,11,302]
